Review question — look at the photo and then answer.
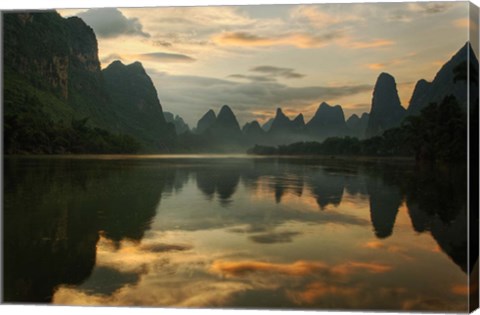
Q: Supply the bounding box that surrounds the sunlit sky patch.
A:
[58,1,469,126]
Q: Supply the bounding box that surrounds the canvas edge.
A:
[469,1,480,313]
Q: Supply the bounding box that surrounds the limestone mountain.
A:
[206,105,242,138]
[269,108,295,134]
[102,60,176,150]
[3,11,111,125]
[408,79,432,115]
[292,113,306,130]
[346,113,369,139]
[196,109,217,134]
[262,118,274,131]
[306,102,347,139]
[242,121,267,144]
[2,11,146,153]
[407,42,478,115]
[164,112,190,135]
[366,73,406,138]
[242,121,265,136]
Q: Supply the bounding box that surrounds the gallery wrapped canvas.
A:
[1,0,479,313]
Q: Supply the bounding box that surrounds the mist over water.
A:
[2,156,470,311]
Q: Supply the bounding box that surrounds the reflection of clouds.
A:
[210,259,391,278]
[362,241,407,256]
[94,235,192,274]
[451,284,469,296]
[288,282,358,304]
[54,233,253,307]
[42,158,469,310]
[208,259,403,309]
[331,261,392,275]
[54,278,252,307]
[249,230,301,244]
[211,260,328,277]
[402,297,463,311]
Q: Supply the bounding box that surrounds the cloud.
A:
[387,2,454,22]
[250,66,305,79]
[212,30,345,49]
[229,66,305,83]
[213,31,393,51]
[101,53,124,65]
[348,39,395,49]
[151,40,173,48]
[137,52,196,63]
[290,5,363,29]
[228,74,276,83]
[365,53,417,71]
[149,71,372,126]
[408,3,453,15]
[77,8,150,38]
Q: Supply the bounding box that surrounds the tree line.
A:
[248,95,468,163]
[4,95,141,154]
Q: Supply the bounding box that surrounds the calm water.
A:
[2,156,472,311]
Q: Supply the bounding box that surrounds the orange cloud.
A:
[454,17,479,32]
[213,31,394,51]
[349,39,395,49]
[367,63,386,70]
[453,18,469,29]
[290,5,362,29]
[212,32,340,49]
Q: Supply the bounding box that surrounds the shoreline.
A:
[3,153,416,163]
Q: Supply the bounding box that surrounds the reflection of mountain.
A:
[307,170,345,210]
[4,157,471,305]
[96,164,174,245]
[366,177,402,239]
[344,171,368,196]
[196,166,240,205]
[3,158,173,302]
[403,166,470,273]
[3,159,100,303]
[151,158,369,234]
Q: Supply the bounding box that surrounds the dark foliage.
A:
[4,95,140,154]
[248,95,467,163]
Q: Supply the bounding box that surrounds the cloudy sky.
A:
[58,2,473,127]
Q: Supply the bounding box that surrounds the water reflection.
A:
[367,177,402,239]
[3,159,173,302]
[2,156,472,311]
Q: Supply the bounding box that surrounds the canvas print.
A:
[1,1,479,312]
